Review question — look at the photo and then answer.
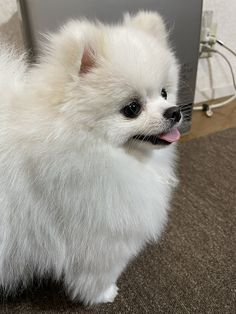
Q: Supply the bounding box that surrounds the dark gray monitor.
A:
[17,0,203,133]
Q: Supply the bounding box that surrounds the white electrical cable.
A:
[193,47,236,113]
[211,50,236,90]
[216,39,236,57]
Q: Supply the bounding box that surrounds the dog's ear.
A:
[79,46,95,74]
[39,20,103,77]
[124,11,168,45]
[32,21,104,102]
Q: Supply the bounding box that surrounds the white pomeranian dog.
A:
[0,11,182,305]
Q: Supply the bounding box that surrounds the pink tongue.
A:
[158,128,180,143]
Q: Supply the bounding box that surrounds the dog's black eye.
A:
[161,88,167,100]
[121,100,142,119]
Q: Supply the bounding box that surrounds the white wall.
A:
[0,0,16,24]
[195,0,236,103]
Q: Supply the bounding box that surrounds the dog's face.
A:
[47,11,182,149]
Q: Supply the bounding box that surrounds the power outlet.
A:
[199,10,217,58]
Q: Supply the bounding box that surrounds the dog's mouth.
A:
[132,128,180,145]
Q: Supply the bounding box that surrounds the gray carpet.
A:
[0,128,236,313]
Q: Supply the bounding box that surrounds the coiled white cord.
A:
[193,40,236,116]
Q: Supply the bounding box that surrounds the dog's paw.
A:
[94,284,118,304]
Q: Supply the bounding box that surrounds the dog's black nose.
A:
[163,106,181,122]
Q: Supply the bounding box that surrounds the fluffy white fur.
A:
[0,11,180,305]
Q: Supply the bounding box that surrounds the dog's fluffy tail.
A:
[0,43,27,101]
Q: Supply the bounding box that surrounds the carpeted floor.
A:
[0,128,235,313]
